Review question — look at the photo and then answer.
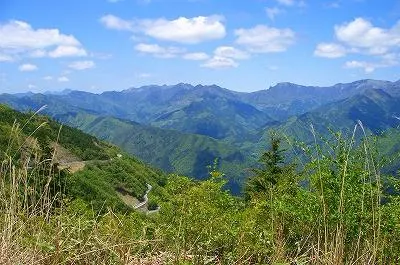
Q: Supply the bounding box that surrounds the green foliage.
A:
[0,104,167,214]
[0,104,112,161]
[68,157,165,213]
[61,113,251,193]
[1,103,400,264]
[156,174,241,263]
[245,132,297,198]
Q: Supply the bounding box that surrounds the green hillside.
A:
[2,110,400,263]
[261,89,400,146]
[0,104,166,212]
[56,111,252,193]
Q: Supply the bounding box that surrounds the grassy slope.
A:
[0,104,166,211]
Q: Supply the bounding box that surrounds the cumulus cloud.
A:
[182,52,209,60]
[100,14,133,31]
[334,18,400,55]
[314,43,347,58]
[19,63,38,72]
[344,60,376,73]
[48,45,87,58]
[344,55,398,73]
[135,43,185,58]
[142,16,226,43]
[68,60,95,70]
[100,14,226,44]
[58,76,69,82]
[235,25,295,53]
[43,76,53,81]
[315,17,400,74]
[201,56,238,69]
[315,17,400,64]
[0,20,86,60]
[201,46,249,69]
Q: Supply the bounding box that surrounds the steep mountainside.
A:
[2,79,400,191]
[56,111,252,193]
[0,104,166,211]
[240,79,398,120]
[262,89,400,145]
[0,83,273,140]
[2,79,399,139]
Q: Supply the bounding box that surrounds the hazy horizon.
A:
[3,77,399,95]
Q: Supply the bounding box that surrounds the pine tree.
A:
[245,132,294,199]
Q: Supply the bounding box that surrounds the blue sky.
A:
[0,0,399,93]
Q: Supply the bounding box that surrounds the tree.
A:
[245,132,294,199]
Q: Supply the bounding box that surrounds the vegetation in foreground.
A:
[0,107,400,264]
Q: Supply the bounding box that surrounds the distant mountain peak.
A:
[270,82,305,89]
[172,83,194,90]
[43,88,74,95]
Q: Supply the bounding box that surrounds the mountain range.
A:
[1,79,400,190]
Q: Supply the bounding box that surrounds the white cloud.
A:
[100,15,226,44]
[266,7,283,21]
[315,18,400,75]
[0,20,80,49]
[43,76,53,81]
[48,45,87,58]
[344,56,398,73]
[135,43,185,58]
[100,14,133,30]
[0,53,13,62]
[214,46,249,60]
[19,63,38,72]
[201,56,238,69]
[0,20,86,60]
[334,18,400,55]
[344,60,376,73]
[235,25,295,53]
[68,60,95,70]
[29,49,47,58]
[58,76,69,82]
[142,16,225,44]
[314,43,347,58]
[200,46,248,69]
[182,52,209,60]
[28,84,36,89]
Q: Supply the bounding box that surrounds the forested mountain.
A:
[263,88,400,146]
[2,82,400,264]
[2,79,400,187]
[0,104,166,211]
[57,111,251,193]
